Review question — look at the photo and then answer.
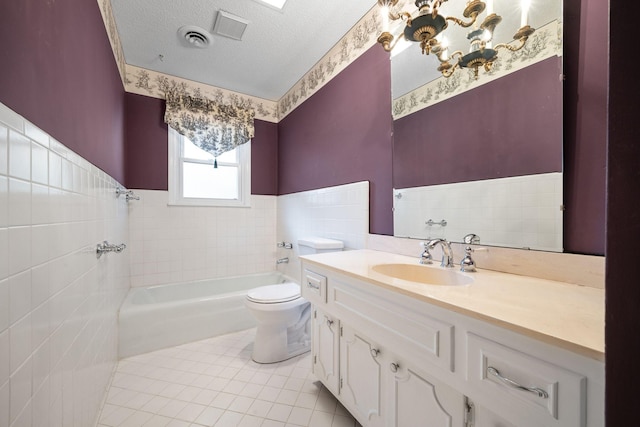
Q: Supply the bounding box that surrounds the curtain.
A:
[164,90,255,160]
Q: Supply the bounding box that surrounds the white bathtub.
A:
[118,272,291,358]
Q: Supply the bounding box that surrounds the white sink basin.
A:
[371,263,474,286]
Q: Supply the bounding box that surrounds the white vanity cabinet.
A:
[301,261,604,427]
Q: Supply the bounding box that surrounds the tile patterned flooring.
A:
[96,329,361,427]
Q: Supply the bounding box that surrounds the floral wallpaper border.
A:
[124,65,279,122]
[392,20,563,120]
[96,0,127,85]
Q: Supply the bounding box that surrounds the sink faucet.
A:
[426,238,454,268]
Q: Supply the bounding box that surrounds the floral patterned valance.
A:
[164,90,255,158]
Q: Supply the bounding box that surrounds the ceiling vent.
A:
[178,26,212,48]
[213,10,249,41]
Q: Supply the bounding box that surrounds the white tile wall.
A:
[0,102,130,427]
[393,173,563,252]
[276,181,369,281]
[127,191,278,287]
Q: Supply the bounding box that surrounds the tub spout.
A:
[276,257,289,264]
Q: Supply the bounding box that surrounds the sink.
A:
[371,263,474,286]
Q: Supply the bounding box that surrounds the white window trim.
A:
[168,127,251,207]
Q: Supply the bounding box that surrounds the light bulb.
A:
[521,0,531,27]
[381,5,390,32]
[486,0,494,15]
[483,29,492,48]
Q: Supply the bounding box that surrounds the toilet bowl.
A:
[245,282,311,363]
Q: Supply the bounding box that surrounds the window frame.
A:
[168,127,251,207]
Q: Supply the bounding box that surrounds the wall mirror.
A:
[389,0,564,252]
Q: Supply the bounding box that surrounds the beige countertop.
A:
[300,249,605,362]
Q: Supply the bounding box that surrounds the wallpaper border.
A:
[97,2,561,124]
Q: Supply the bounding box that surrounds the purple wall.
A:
[0,0,126,183]
[251,120,279,196]
[124,93,169,190]
[123,93,279,195]
[393,57,563,189]
[563,0,607,255]
[278,47,394,235]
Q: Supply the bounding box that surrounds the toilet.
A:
[245,237,344,363]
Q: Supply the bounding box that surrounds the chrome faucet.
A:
[116,187,140,202]
[276,257,289,264]
[426,238,454,268]
[96,241,127,259]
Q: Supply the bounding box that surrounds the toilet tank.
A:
[298,237,344,256]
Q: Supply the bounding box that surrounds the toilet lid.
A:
[247,283,301,304]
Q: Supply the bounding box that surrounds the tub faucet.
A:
[426,238,454,268]
[96,241,127,259]
[276,257,289,264]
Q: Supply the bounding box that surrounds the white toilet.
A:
[245,237,344,363]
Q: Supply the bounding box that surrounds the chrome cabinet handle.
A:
[390,362,400,373]
[487,367,549,399]
[307,280,320,290]
[370,348,380,358]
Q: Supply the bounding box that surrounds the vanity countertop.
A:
[300,249,604,362]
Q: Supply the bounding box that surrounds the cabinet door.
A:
[472,404,517,427]
[387,361,465,427]
[339,325,385,427]
[312,307,340,394]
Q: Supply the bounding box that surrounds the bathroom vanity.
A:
[299,249,604,427]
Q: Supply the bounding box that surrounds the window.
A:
[168,127,251,207]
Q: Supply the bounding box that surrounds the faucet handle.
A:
[460,245,488,272]
[419,242,433,264]
[460,246,477,272]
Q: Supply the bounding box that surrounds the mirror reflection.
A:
[389,0,564,251]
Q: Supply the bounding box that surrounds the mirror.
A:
[390,0,564,251]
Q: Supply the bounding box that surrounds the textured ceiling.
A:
[111,0,378,101]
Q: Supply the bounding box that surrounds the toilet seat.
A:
[247,283,301,304]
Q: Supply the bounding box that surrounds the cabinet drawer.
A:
[302,270,327,304]
[467,333,586,427]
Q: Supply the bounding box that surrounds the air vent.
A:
[178,26,212,49]
[213,10,249,41]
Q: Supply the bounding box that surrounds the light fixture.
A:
[377,0,535,79]
[253,0,287,10]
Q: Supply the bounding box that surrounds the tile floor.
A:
[96,329,361,427]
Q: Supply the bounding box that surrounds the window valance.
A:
[164,90,255,159]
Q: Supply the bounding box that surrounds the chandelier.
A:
[376,0,535,79]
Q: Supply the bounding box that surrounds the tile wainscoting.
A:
[276,181,370,282]
[0,102,130,427]
[127,191,278,288]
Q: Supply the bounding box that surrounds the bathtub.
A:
[118,272,292,358]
